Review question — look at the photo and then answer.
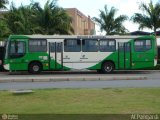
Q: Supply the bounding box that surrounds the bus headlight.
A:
[3,64,9,70]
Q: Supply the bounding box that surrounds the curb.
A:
[0,76,147,83]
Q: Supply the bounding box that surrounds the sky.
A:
[7,0,160,34]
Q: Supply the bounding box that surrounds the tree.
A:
[31,0,73,34]
[0,0,8,9]
[131,1,160,34]
[0,19,11,40]
[93,5,128,35]
[3,0,73,35]
[4,2,34,34]
[0,0,9,40]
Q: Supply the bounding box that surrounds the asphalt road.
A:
[0,70,160,90]
[0,79,160,90]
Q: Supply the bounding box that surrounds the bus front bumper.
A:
[3,64,10,70]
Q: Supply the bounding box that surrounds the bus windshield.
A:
[7,41,25,59]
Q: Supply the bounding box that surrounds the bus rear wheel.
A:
[101,62,114,73]
[28,62,42,74]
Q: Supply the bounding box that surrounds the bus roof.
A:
[8,35,155,39]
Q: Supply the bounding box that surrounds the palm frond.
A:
[93,5,128,35]
[131,1,160,33]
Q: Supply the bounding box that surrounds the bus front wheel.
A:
[102,62,114,73]
[28,62,42,74]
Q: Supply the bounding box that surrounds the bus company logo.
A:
[1,114,8,120]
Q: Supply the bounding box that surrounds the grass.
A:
[0,88,160,114]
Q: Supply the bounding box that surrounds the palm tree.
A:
[0,0,8,8]
[3,0,73,35]
[0,0,9,40]
[31,0,73,35]
[4,3,34,34]
[131,1,160,34]
[0,19,11,40]
[93,5,128,35]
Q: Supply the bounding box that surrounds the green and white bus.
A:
[3,35,157,74]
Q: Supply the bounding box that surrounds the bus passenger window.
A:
[134,40,151,52]
[146,40,151,50]
[99,39,116,52]
[82,39,98,52]
[64,39,81,52]
[29,39,47,52]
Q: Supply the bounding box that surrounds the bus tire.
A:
[28,62,42,74]
[101,62,114,73]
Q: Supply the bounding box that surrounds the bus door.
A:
[49,42,63,70]
[118,42,132,70]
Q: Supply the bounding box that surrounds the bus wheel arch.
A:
[101,60,115,73]
[28,61,43,74]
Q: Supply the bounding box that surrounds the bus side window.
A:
[29,39,47,52]
[99,39,116,52]
[134,39,151,52]
[82,39,98,52]
[146,40,151,50]
[64,39,81,52]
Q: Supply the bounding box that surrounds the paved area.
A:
[0,70,155,83]
[0,70,160,90]
[0,79,160,90]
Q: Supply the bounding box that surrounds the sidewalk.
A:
[0,75,147,83]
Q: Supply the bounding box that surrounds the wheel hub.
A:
[33,65,39,72]
[104,65,112,72]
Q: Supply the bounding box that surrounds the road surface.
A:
[0,70,160,90]
[0,79,160,90]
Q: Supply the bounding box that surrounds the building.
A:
[65,8,95,35]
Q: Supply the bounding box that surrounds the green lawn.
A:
[0,88,160,114]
